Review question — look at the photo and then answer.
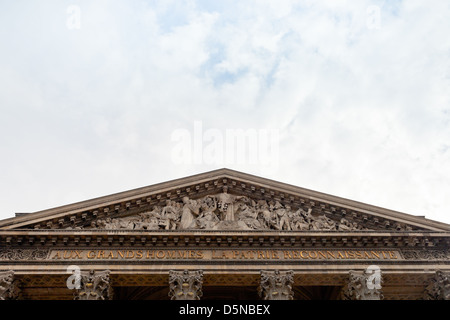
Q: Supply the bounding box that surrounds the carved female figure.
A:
[161,200,180,230]
[237,202,261,230]
[257,201,272,229]
[216,188,246,221]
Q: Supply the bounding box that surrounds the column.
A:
[0,270,19,300]
[74,269,113,300]
[423,270,450,300]
[340,268,383,300]
[168,270,203,300]
[258,270,294,300]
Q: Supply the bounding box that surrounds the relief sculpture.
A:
[86,192,370,231]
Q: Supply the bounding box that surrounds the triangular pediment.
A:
[1,169,449,232]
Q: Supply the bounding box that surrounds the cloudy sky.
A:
[0,0,449,225]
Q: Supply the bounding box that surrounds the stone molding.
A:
[0,270,19,300]
[1,245,450,265]
[0,249,49,260]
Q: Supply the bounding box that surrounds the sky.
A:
[0,0,449,225]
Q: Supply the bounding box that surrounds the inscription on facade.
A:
[49,249,401,261]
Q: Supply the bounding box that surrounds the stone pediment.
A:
[82,193,366,232]
[0,169,449,232]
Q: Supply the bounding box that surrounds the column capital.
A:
[341,268,383,300]
[169,270,203,300]
[423,270,450,300]
[0,270,19,300]
[74,269,113,300]
[258,270,294,300]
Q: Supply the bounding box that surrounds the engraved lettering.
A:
[97,250,105,259]
[284,251,292,259]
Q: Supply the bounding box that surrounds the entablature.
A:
[1,230,449,249]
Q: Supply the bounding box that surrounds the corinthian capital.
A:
[74,270,113,300]
[0,270,19,300]
[258,270,294,300]
[168,270,203,300]
[341,267,383,300]
[423,270,450,300]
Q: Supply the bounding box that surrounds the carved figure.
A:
[160,200,180,230]
[257,200,273,229]
[180,197,200,229]
[236,202,261,230]
[289,209,310,230]
[84,193,388,232]
[215,188,246,221]
[311,214,336,231]
[193,196,219,229]
[277,204,291,230]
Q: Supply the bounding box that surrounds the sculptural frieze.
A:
[77,193,376,231]
[402,250,450,261]
[340,268,384,300]
[0,249,49,261]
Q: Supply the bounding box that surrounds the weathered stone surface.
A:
[85,192,370,232]
[258,270,294,300]
[0,169,448,300]
[423,270,450,300]
[341,268,383,300]
[168,270,203,300]
[74,270,113,300]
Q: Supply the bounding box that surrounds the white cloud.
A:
[0,0,449,225]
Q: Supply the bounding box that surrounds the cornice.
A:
[1,230,449,249]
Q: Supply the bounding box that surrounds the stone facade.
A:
[0,169,448,300]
